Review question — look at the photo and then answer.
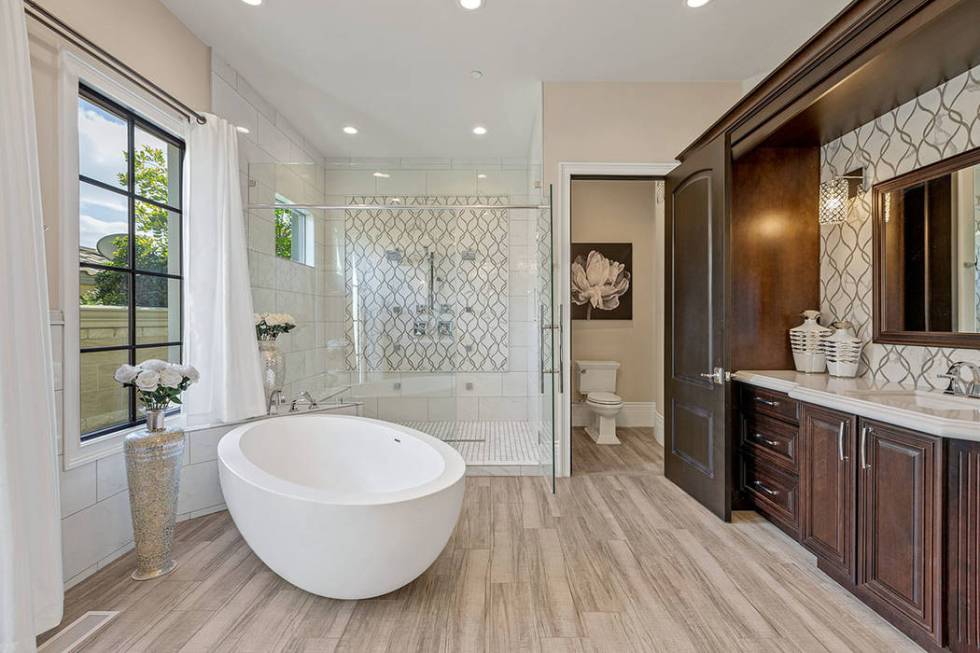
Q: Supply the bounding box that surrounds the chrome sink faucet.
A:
[938,361,980,399]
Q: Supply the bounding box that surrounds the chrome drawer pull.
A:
[754,397,779,407]
[753,433,779,447]
[753,480,779,497]
[838,422,846,462]
[860,426,871,470]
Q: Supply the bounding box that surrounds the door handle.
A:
[838,422,846,462]
[860,425,871,470]
[539,304,564,395]
[700,367,725,385]
[556,305,564,394]
[539,304,545,395]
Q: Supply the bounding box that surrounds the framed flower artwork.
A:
[570,243,633,320]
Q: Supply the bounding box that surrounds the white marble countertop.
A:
[733,370,980,441]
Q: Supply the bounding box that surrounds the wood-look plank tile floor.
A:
[41,428,922,652]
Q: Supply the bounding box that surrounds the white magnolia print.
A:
[571,250,631,319]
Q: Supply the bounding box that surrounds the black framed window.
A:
[77,85,185,440]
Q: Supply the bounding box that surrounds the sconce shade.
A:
[819,177,848,225]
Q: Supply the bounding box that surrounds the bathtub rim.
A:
[218,414,466,507]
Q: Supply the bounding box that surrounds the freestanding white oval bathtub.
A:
[217,414,465,599]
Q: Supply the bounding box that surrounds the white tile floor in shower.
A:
[395,420,543,466]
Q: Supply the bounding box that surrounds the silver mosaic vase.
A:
[125,409,184,580]
[259,338,286,403]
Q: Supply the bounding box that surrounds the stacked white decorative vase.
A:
[789,310,832,373]
[823,321,863,378]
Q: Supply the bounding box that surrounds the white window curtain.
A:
[0,0,65,649]
[183,115,266,424]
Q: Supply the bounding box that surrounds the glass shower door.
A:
[535,197,558,490]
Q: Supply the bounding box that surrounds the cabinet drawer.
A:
[740,454,800,539]
[740,412,799,472]
[739,384,799,424]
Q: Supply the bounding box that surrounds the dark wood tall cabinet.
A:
[800,405,857,586]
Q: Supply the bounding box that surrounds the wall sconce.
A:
[819,168,865,225]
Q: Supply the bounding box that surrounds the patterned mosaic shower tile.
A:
[345,196,510,373]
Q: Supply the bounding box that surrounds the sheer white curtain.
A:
[0,0,65,649]
[183,115,266,424]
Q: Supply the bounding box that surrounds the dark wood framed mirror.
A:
[873,146,980,349]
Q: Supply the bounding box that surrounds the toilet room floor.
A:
[40,429,921,652]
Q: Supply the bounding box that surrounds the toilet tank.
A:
[575,360,620,394]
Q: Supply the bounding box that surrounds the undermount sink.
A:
[844,389,980,416]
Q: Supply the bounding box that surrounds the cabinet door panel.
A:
[800,405,856,584]
[858,420,943,646]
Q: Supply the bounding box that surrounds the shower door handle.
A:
[540,304,564,395]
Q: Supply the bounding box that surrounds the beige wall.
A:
[27,0,211,309]
[543,81,741,412]
[570,180,659,404]
[542,81,742,189]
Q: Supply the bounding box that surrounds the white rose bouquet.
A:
[255,312,297,341]
[113,360,200,411]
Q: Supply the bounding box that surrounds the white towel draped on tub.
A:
[183,114,267,425]
[0,0,65,650]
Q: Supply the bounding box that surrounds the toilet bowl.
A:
[575,361,624,445]
[585,391,624,445]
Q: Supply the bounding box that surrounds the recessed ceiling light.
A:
[343,125,358,135]
[472,125,488,136]
[458,0,483,10]
[373,172,390,178]
[235,125,250,134]
[241,0,262,5]
[477,173,487,179]
[471,70,484,80]
[685,0,712,7]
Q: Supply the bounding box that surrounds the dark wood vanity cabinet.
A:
[737,385,950,650]
[800,404,857,586]
[948,440,980,653]
[736,385,801,539]
[857,420,944,649]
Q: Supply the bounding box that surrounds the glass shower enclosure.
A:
[246,162,556,482]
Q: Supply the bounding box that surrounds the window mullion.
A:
[127,114,137,425]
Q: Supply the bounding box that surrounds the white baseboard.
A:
[654,410,664,446]
[571,401,657,428]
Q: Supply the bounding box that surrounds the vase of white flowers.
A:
[255,313,296,405]
[114,359,199,580]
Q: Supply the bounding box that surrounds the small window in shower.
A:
[274,194,315,266]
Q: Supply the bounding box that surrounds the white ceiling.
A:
[161,0,850,160]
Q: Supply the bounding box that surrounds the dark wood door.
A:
[800,404,856,585]
[664,134,730,520]
[858,419,943,647]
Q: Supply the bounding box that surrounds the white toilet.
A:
[575,360,624,445]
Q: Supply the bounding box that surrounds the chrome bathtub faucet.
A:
[290,391,318,412]
[266,389,284,415]
[938,361,980,399]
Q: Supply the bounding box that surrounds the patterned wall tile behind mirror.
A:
[820,64,980,388]
[345,196,509,373]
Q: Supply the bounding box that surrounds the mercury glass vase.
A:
[124,408,184,580]
[259,337,286,403]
